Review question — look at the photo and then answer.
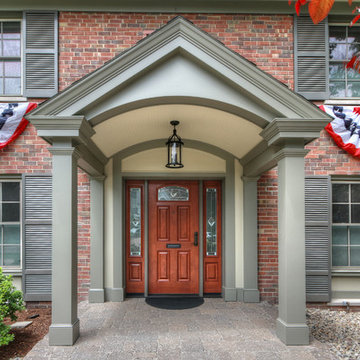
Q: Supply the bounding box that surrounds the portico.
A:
[26,16,330,346]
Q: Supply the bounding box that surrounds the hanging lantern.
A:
[166,120,184,168]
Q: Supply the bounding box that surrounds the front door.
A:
[148,181,199,294]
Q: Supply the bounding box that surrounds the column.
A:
[275,146,309,345]
[48,143,80,346]
[243,177,260,303]
[89,176,105,303]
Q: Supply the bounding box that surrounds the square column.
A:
[48,144,80,346]
[243,177,260,303]
[275,146,309,345]
[89,176,105,303]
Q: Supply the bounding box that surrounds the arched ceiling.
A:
[92,104,263,158]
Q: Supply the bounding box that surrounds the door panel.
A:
[149,181,199,294]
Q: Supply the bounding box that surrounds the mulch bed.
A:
[0,307,51,360]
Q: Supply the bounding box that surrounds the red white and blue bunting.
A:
[320,105,360,158]
[0,103,37,150]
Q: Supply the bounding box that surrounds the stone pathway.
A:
[25,298,336,360]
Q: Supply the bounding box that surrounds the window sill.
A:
[0,96,27,102]
[332,269,360,276]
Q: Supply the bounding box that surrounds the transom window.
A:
[158,186,189,201]
[332,183,360,267]
[329,25,360,97]
[0,180,21,268]
[0,21,21,96]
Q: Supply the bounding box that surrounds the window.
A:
[0,21,21,96]
[0,180,21,268]
[329,25,360,97]
[332,182,360,267]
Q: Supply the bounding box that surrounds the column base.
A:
[89,289,105,303]
[276,318,309,345]
[222,287,237,301]
[243,289,260,303]
[49,319,80,346]
[105,287,125,302]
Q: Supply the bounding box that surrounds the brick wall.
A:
[257,169,278,303]
[58,12,294,91]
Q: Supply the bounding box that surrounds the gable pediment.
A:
[28,16,329,126]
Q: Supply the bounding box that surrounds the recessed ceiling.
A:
[92,104,263,158]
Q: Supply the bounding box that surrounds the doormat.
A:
[145,297,204,310]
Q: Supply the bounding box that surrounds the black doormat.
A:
[145,296,204,310]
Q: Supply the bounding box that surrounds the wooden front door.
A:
[148,181,199,294]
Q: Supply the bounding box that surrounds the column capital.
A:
[274,147,309,163]
[260,118,328,146]
[48,146,81,160]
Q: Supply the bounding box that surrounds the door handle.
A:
[194,232,198,246]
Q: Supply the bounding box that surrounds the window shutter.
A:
[22,175,52,301]
[305,176,331,302]
[23,12,58,98]
[295,15,329,100]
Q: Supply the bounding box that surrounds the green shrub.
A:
[0,267,25,346]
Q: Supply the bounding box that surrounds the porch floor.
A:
[25,298,334,360]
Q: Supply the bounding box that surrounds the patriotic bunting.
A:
[0,103,37,150]
[320,105,360,158]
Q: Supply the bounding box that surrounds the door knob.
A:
[194,232,198,246]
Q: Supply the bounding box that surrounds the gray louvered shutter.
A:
[295,15,329,100]
[23,12,58,97]
[305,176,331,302]
[23,175,52,301]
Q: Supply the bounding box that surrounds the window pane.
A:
[350,246,360,266]
[329,64,345,79]
[333,204,349,223]
[329,27,346,42]
[0,78,3,95]
[3,245,20,266]
[4,61,20,76]
[348,44,360,59]
[3,40,20,57]
[332,184,349,202]
[3,22,20,39]
[129,188,141,256]
[350,226,360,245]
[158,186,189,201]
[2,203,20,222]
[4,78,21,95]
[347,68,360,80]
[3,225,20,244]
[347,82,360,97]
[330,81,346,97]
[332,246,348,266]
[0,62,3,77]
[206,188,217,256]
[0,246,2,266]
[348,27,360,43]
[332,226,348,245]
[2,182,20,201]
[351,184,360,202]
[330,43,347,60]
[351,204,360,223]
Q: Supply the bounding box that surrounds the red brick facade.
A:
[58,12,294,91]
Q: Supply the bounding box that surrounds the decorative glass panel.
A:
[129,188,141,256]
[206,188,217,256]
[158,186,189,201]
